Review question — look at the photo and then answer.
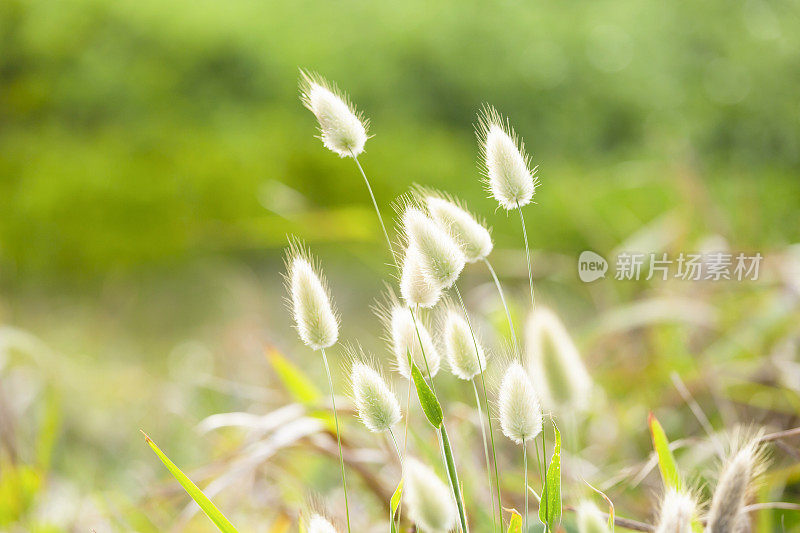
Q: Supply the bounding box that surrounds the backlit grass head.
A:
[308,514,339,533]
[421,190,493,263]
[526,307,592,412]
[284,240,339,351]
[377,296,441,379]
[400,244,443,309]
[477,105,539,210]
[442,309,487,380]
[498,361,542,444]
[708,431,768,533]
[299,70,369,158]
[654,488,696,533]
[403,458,457,533]
[348,355,402,433]
[402,206,465,289]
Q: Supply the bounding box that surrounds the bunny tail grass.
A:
[320,348,351,533]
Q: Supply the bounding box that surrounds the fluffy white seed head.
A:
[443,311,486,380]
[403,207,465,289]
[308,514,338,533]
[400,245,443,308]
[498,362,542,444]
[526,308,592,412]
[576,502,610,533]
[403,458,457,533]
[708,438,766,533]
[285,247,339,351]
[425,196,493,263]
[654,489,696,533]
[388,306,440,379]
[299,71,368,158]
[351,361,401,433]
[478,106,539,210]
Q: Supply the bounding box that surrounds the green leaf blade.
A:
[143,432,239,533]
[390,479,403,533]
[648,412,682,490]
[411,362,442,428]
[538,424,562,529]
[265,347,321,406]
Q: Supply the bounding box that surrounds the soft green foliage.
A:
[1,0,799,280]
[143,433,238,533]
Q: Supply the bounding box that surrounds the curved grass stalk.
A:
[516,202,535,313]
[320,348,351,533]
[454,285,503,531]
[482,257,519,356]
[352,153,397,264]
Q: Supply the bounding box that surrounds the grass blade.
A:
[648,412,682,490]
[538,424,562,529]
[411,362,443,428]
[142,431,238,533]
[265,347,321,406]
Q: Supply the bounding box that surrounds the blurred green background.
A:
[1,0,799,530]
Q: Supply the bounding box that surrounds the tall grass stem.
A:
[516,203,535,313]
[523,443,529,533]
[454,284,503,530]
[472,379,497,533]
[352,154,396,263]
[320,348,351,533]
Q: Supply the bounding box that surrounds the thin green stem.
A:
[533,438,545,531]
[454,284,503,531]
[472,380,496,533]
[516,202,535,313]
[523,443,529,533]
[540,428,549,533]
[388,428,403,462]
[440,424,468,533]
[388,428,403,533]
[320,348,351,533]
[352,153,397,265]
[410,306,437,394]
[482,257,519,357]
